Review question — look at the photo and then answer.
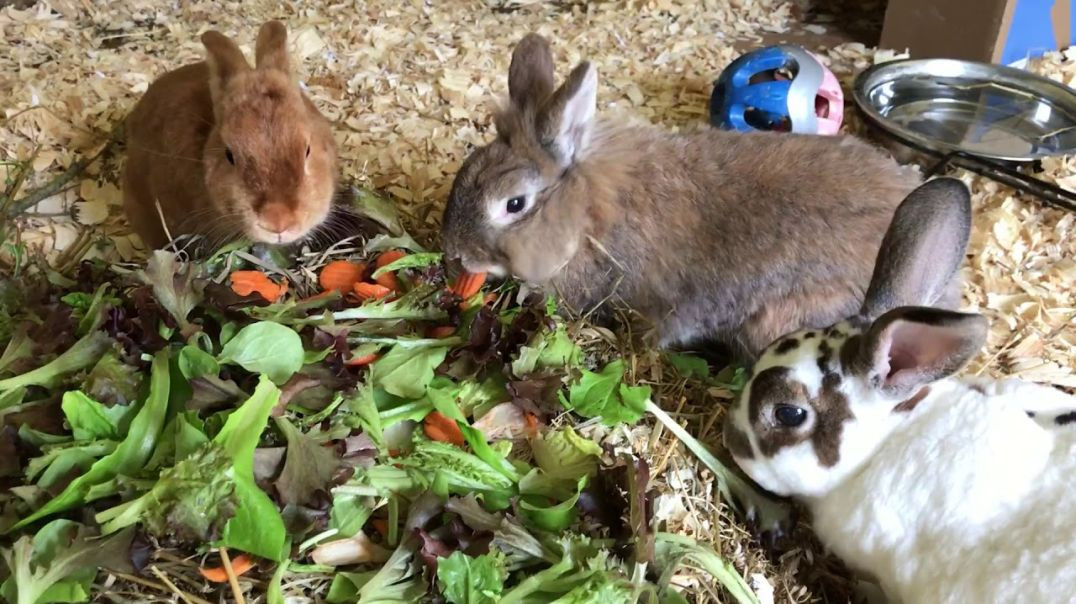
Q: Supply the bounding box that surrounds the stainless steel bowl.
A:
[854,59,1076,162]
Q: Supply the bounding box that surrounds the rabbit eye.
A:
[506,196,526,214]
[774,405,807,427]
[225,148,235,165]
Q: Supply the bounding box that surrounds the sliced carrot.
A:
[452,271,487,299]
[199,553,254,583]
[230,271,287,303]
[524,412,541,436]
[345,352,380,367]
[375,271,399,291]
[375,250,408,268]
[373,250,407,291]
[353,282,393,301]
[423,411,465,447]
[427,325,457,339]
[371,518,389,538]
[319,260,367,293]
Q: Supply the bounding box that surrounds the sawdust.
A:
[2,1,1074,602]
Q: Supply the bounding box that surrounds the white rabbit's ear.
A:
[508,33,555,110]
[847,307,987,397]
[537,61,597,166]
[860,178,971,319]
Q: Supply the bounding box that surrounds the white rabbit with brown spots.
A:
[723,177,1076,604]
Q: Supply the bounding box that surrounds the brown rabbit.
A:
[441,34,962,359]
[123,21,338,250]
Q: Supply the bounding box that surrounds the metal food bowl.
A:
[854,58,1076,212]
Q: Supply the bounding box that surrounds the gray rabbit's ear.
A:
[255,20,291,74]
[508,33,555,110]
[860,177,972,319]
[536,61,597,166]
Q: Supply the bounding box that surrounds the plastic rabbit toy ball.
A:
[710,44,844,135]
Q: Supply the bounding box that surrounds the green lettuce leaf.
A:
[95,442,238,542]
[9,350,172,532]
[0,331,113,394]
[218,322,304,384]
[82,352,143,407]
[530,426,601,482]
[61,391,133,442]
[437,551,506,604]
[213,376,287,560]
[178,345,220,381]
[560,360,650,426]
[371,252,444,278]
[0,520,134,604]
[371,344,450,400]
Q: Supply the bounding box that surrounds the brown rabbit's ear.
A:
[255,20,291,73]
[536,62,598,166]
[202,30,251,103]
[860,177,972,319]
[508,33,555,109]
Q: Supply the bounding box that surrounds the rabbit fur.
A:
[123,21,338,250]
[441,33,938,359]
[722,177,1076,603]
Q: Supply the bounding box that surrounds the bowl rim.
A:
[852,58,1076,162]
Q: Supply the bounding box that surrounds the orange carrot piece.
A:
[423,411,465,447]
[375,250,408,268]
[452,271,487,299]
[230,271,287,303]
[319,260,367,293]
[199,553,254,583]
[371,518,389,538]
[427,325,457,339]
[372,250,407,291]
[345,352,379,367]
[375,271,399,291]
[353,282,393,301]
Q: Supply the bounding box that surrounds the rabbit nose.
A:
[257,202,298,234]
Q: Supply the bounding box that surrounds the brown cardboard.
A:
[880,0,1012,62]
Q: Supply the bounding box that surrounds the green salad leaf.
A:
[9,350,172,532]
[218,322,304,384]
[0,331,113,394]
[61,391,132,442]
[214,376,288,560]
[0,520,134,604]
[437,551,506,604]
[82,352,143,406]
[371,343,450,399]
[95,442,237,541]
[561,360,650,426]
[371,252,444,278]
[530,426,601,482]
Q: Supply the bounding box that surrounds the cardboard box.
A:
[881,0,1073,65]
